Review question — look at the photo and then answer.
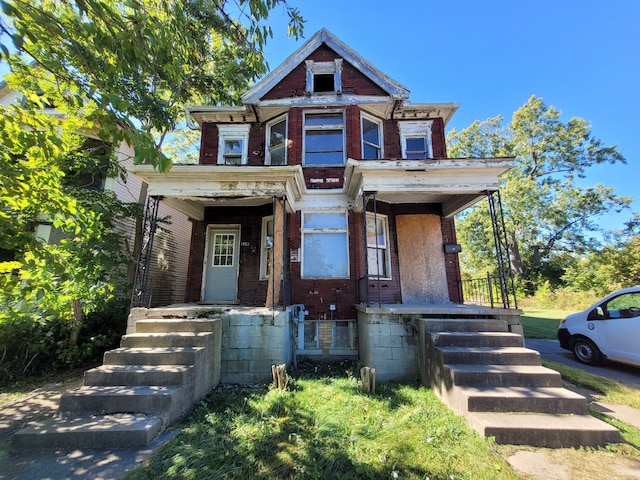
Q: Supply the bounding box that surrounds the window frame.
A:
[398,120,434,159]
[217,124,250,165]
[259,216,274,280]
[361,113,384,159]
[303,110,346,166]
[301,210,350,279]
[265,115,288,165]
[305,59,343,94]
[366,212,391,280]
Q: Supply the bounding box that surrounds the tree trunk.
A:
[508,232,524,278]
[69,299,83,346]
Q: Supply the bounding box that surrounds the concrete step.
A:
[103,347,204,366]
[58,386,189,424]
[436,346,541,365]
[430,331,523,348]
[423,318,509,333]
[121,332,214,348]
[444,364,563,388]
[135,319,219,333]
[11,414,163,451]
[84,364,195,387]
[467,412,621,447]
[457,386,589,414]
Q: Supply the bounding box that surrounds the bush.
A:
[0,298,127,385]
[517,283,599,311]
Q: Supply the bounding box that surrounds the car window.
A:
[604,292,640,319]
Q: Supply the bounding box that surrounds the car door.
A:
[595,292,640,365]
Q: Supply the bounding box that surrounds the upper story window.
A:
[217,124,250,165]
[304,111,345,166]
[302,211,349,278]
[398,120,433,159]
[361,114,383,159]
[266,115,287,165]
[305,59,343,94]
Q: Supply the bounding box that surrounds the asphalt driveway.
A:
[524,338,640,389]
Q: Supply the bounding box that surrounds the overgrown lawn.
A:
[125,373,519,480]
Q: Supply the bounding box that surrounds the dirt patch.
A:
[498,445,640,480]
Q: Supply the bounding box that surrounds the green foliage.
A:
[0,0,304,170]
[126,375,519,480]
[449,96,632,291]
[563,217,640,295]
[0,298,127,383]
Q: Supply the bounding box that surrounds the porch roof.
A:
[127,164,306,220]
[344,157,514,217]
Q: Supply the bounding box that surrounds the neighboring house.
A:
[129,28,513,369]
[0,81,192,308]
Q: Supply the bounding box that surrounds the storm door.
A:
[203,226,240,302]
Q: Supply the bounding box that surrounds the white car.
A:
[558,286,640,367]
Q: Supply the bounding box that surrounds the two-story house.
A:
[129,28,515,381]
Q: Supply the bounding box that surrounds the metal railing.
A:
[459,273,517,309]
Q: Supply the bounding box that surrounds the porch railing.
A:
[459,273,517,309]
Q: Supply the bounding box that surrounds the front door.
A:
[203,226,240,302]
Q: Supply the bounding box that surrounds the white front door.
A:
[203,227,240,302]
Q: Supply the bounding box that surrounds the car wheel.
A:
[572,337,602,366]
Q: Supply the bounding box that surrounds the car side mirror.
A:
[588,307,605,320]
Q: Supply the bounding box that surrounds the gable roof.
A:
[241,28,410,105]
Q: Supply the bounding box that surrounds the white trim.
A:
[366,212,391,280]
[301,210,350,279]
[241,28,409,104]
[265,114,288,165]
[303,109,346,166]
[399,120,434,159]
[259,215,273,280]
[361,112,384,159]
[217,124,250,165]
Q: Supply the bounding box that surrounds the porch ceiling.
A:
[345,157,514,217]
[127,164,306,220]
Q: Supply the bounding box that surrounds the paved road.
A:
[525,338,640,389]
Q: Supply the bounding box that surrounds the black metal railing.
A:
[459,273,517,309]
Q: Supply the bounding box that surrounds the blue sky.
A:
[263,0,639,235]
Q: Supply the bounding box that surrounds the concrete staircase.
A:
[12,317,221,450]
[421,317,621,447]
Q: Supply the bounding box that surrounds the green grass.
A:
[520,308,571,339]
[125,370,520,480]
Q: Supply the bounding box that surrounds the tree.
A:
[448,96,632,291]
[0,0,304,171]
[563,214,640,296]
[0,0,304,376]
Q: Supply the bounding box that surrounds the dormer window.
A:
[399,121,434,159]
[305,59,343,94]
[217,124,250,165]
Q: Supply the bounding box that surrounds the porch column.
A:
[266,197,285,308]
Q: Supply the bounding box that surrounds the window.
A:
[217,124,250,165]
[399,121,433,159]
[361,114,383,159]
[302,212,349,278]
[260,216,274,280]
[305,59,343,94]
[366,213,390,278]
[304,112,345,166]
[332,321,354,349]
[266,116,287,165]
[212,233,236,266]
